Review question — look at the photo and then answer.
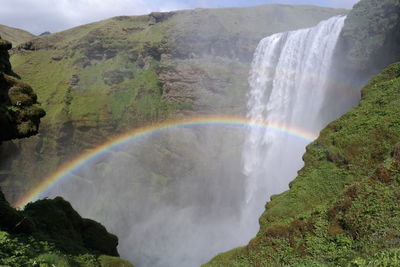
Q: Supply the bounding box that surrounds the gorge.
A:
[1,0,400,266]
[24,14,358,267]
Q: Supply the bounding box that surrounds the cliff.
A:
[338,0,400,79]
[205,0,400,265]
[0,36,45,142]
[0,35,133,266]
[0,4,347,204]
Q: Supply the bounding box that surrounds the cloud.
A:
[0,0,359,35]
[0,0,188,35]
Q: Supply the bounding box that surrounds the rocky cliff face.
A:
[339,0,400,79]
[0,35,133,266]
[0,37,45,142]
[0,5,347,203]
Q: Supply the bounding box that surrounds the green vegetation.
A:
[0,35,45,142]
[2,2,399,266]
[205,62,400,266]
[0,195,134,266]
[0,231,133,266]
[0,24,34,46]
[0,33,133,267]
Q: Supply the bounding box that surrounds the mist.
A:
[46,125,253,266]
[34,13,368,266]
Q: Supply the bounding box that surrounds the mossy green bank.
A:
[205,62,400,267]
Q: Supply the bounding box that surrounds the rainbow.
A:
[15,115,318,208]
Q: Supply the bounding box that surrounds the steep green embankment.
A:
[0,4,347,203]
[205,0,400,265]
[205,61,400,267]
[0,35,134,266]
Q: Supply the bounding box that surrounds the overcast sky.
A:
[0,0,359,35]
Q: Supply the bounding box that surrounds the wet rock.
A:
[149,12,176,24]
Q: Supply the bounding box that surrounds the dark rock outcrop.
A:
[0,36,126,264]
[0,36,45,142]
[0,188,36,234]
[340,0,400,77]
[24,197,119,256]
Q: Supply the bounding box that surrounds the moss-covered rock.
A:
[24,197,119,256]
[0,193,131,266]
[0,187,35,234]
[0,35,132,266]
[0,36,45,142]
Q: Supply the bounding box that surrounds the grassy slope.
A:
[0,230,134,266]
[0,24,35,46]
[205,63,400,266]
[0,38,133,267]
[10,4,347,125]
[4,16,174,200]
[10,16,170,127]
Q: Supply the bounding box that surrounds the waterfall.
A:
[242,16,346,217]
[39,15,349,267]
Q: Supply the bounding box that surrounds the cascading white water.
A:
[242,16,346,225]
[38,15,349,267]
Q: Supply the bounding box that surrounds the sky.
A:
[0,0,359,35]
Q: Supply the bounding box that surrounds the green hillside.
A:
[0,34,133,267]
[0,195,135,266]
[0,4,347,204]
[1,1,400,266]
[205,61,400,267]
[0,24,35,46]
